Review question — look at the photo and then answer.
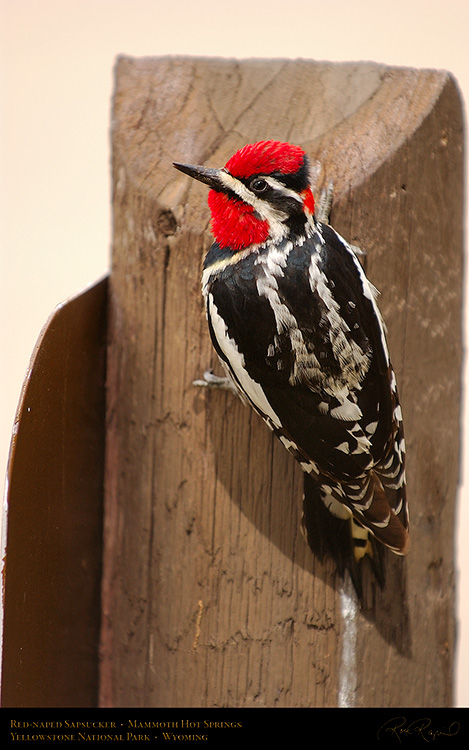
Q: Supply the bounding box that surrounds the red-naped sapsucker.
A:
[174,140,409,596]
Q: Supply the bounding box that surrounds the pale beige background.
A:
[0,0,467,705]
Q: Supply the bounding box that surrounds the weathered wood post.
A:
[101,57,464,707]
[1,279,107,707]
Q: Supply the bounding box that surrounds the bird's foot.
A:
[193,370,238,393]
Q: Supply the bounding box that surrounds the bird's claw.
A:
[193,370,238,393]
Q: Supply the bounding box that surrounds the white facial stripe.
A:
[217,170,289,230]
[263,175,303,203]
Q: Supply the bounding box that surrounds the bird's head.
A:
[174,140,316,251]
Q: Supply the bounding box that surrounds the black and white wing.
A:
[203,225,409,562]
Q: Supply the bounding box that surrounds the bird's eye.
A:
[250,177,268,194]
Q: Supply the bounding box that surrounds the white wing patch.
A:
[325,225,391,369]
[207,293,282,429]
[308,252,371,390]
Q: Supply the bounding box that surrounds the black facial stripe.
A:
[235,160,309,195]
[216,176,304,222]
[212,185,245,203]
[270,159,310,192]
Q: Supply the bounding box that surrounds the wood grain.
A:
[101,57,464,707]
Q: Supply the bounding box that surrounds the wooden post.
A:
[100,57,464,707]
[1,279,107,707]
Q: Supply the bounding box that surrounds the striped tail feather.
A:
[301,475,386,600]
[302,471,409,601]
[346,472,409,556]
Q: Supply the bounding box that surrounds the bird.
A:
[173,140,409,596]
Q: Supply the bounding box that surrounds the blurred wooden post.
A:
[101,57,464,707]
[1,279,107,707]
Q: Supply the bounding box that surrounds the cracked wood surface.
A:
[101,56,463,707]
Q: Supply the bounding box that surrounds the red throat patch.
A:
[225,140,305,178]
[208,190,269,250]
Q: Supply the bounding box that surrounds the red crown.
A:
[225,140,305,178]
